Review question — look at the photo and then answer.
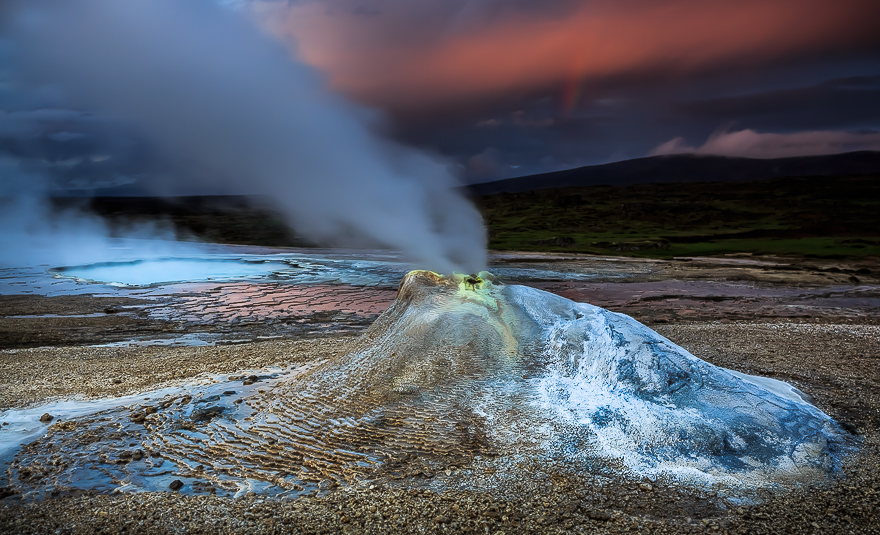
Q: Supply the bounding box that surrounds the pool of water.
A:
[52,257,299,287]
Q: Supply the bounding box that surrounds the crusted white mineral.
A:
[7,271,853,497]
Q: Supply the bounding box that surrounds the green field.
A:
[475,173,880,257]
[69,173,880,259]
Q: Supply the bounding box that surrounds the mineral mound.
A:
[8,271,854,497]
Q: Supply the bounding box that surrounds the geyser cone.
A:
[326,270,855,487]
[8,272,855,497]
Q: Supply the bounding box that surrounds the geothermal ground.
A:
[1,247,879,534]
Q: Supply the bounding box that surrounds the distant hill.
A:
[467,151,880,195]
[473,172,880,258]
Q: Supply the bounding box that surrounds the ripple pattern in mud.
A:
[6,271,857,499]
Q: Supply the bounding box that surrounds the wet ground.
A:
[1,245,878,349]
[1,245,880,533]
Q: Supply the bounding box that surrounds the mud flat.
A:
[1,256,879,534]
[0,324,878,533]
[2,252,879,350]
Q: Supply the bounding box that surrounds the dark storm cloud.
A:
[4,0,880,188]
[392,68,880,181]
[0,100,170,194]
[389,66,880,181]
[675,75,880,132]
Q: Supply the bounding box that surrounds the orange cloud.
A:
[260,0,880,112]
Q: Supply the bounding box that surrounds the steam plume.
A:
[5,0,486,274]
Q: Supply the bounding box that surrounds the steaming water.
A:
[54,259,628,288]
[53,258,297,287]
[46,253,413,290]
[0,243,413,296]
[3,242,646,348]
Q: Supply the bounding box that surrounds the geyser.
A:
[5,0,486,273]
[7,272,854,498]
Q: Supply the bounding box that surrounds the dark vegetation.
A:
[475,173,880,257]
[51,195,312,247]
[52,171,880,259]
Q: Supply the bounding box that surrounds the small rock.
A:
[191,406,225,423]
[433,515,450,524]
[130,412,146,423]
[585,508,612,521]
[243,375,261,386]
[222,390,236,396]
[39,413,54,423]
[640,482,653,491]
[169,480,184,491]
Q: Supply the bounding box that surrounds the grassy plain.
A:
[59,172,880,259]
[475,173,880,258]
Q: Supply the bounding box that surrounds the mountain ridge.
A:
[467,151,880,195]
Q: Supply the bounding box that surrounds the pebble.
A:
[1,323,878,534]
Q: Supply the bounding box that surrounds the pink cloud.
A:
[650,129,880,159]
[256,0,880,112]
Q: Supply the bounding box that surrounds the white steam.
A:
[0,155,186,268]
[5,0,486,274]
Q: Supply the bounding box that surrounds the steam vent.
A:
[9,271,855,498]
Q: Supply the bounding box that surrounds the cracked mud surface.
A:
[3,253,877,350]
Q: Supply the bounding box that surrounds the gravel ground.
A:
[1,321,879,533]
[0,337,354,411]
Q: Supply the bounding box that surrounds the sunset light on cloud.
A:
[651,129,880,159]
[234,0,880,179]
[3,0,880,183]
[263,0,880,111]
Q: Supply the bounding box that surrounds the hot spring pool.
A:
[51,257,298,287]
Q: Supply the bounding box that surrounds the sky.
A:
[2,0,880,189]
